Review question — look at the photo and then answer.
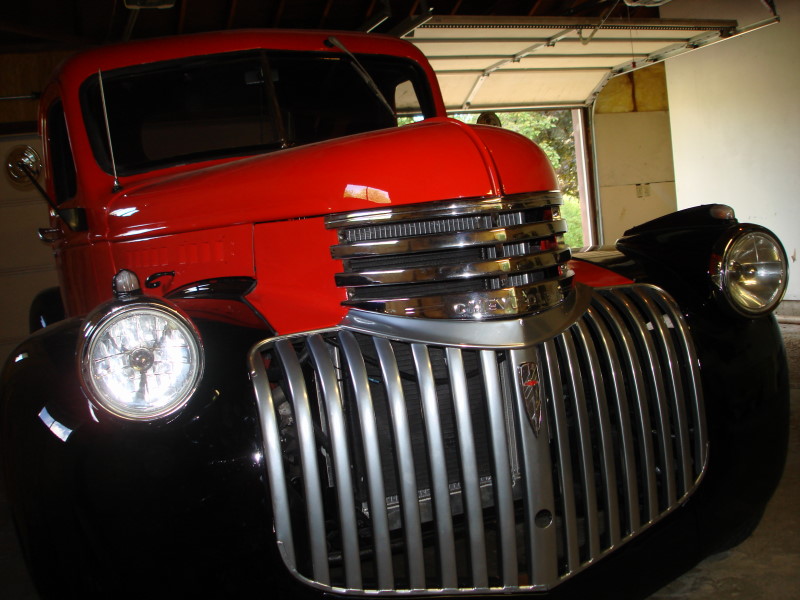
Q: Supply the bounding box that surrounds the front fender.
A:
[1,306,291,597]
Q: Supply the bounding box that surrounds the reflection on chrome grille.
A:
[249,285,707,594]
[325,193,574,319]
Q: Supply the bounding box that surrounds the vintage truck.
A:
[1,28,790,599]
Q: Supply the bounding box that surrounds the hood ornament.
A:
[518,360,544,437]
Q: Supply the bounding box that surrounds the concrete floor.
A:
[1,324,798,599]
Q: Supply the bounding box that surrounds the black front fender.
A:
[1,306,293,597]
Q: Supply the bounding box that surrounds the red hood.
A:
[104,118,558,241]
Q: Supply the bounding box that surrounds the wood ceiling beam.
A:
[0,21,94,50]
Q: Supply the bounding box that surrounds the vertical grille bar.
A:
[373,338,426,589]
[572,319,621,546]
[306,335,362,589]
[249,348,296,567]
[338,331,394,589]
[411,343,458,589]
[608,292,677,508]
[557,331,601,559]
[584,306,640,534]
[542,339,581,573]
[274,339,330,584]
[508,346,559,587]
[633,289,693,493]
[480,350,518,586]
[593,296,659,524]
[650,292,708,474]
[446,347,489,588]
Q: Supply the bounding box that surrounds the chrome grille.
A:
[325,193,574,319]
[249,285,707,594]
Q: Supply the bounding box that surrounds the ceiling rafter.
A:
[0,0,661,51]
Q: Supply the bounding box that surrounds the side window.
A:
[395,80,421,116]
[47,101,77,205]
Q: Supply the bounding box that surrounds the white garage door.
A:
[0,134,59,365]
[406,14,777,111]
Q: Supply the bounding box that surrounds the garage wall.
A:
[0,52,71,364]
[593,63,678,243]
[0,51,73,125]
[593,64,677,244]
[594,111,677,243]
[0,134,59,365]
[662,0,800,301]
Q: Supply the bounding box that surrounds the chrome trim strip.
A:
[328,191,571,321]
[332,220,568,259]
[336,247,571,287]
[340,284,591,348]
[344,275,571,320]
[325,192,563,229]
[339,331,394,590]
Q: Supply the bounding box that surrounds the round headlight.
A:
[80,302,203,420]
[713,227,788,317]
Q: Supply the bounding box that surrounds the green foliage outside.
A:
[454,111,584,248]
[560,194,583,249]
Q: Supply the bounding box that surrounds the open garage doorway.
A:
[453,109,588,248]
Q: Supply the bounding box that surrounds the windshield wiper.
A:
[325,36,395,120]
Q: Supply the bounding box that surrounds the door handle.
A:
[38,227,62,243]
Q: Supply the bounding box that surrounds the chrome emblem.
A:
[518,361,544,437]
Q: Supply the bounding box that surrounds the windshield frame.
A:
[80,48,437,176]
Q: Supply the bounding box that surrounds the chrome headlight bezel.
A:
[78,297,204,421]
[710,225,788,318]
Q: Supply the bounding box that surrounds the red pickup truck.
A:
[1,29,790,599]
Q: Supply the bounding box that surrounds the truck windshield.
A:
[81,49,434,176]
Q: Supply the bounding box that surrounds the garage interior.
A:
[0,0,797,598]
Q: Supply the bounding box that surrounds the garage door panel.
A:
[470,70,606,107]
[0,202,56,271]
[409,16,752,109]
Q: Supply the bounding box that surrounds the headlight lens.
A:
[715,228,788,316]
[80,302,203,420]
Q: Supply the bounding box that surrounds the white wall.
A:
[595,111,677,242]
[662,0,800,300]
